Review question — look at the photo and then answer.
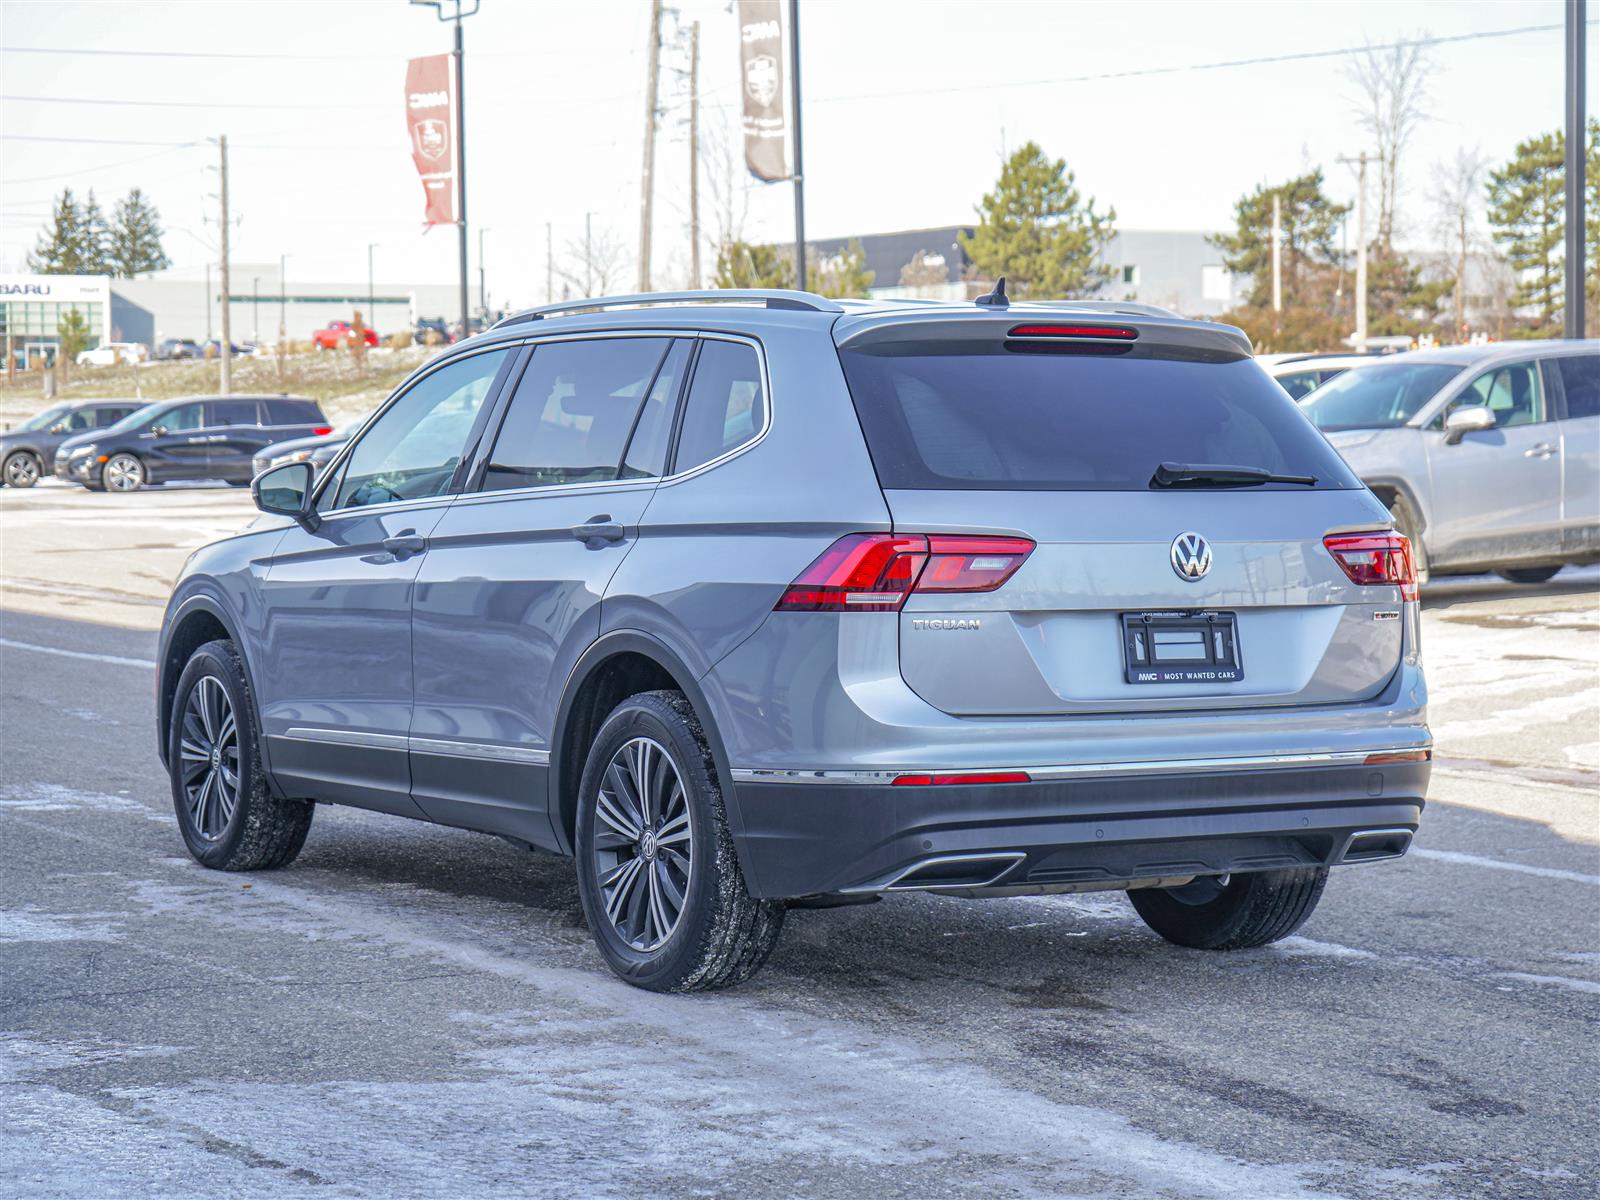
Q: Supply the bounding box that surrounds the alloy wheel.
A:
[104,454,144,492]
[591,736,694,951]
[178,676,240,841]
[4,453,39,487]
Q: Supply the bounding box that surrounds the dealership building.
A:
[3,267,462,368]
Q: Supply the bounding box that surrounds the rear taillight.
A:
[774,533,1035,613]
[312,425,334,436]
[1324,532,1417,601]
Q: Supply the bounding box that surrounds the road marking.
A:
[1411,847,1600,886]
[0,637,154,670]
[1496,972,1600,996]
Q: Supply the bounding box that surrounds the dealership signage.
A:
[405,54,457,226]
[737,0,793,183]
[0,274,110,303]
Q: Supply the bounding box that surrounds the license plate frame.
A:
[1121,610,1243,684]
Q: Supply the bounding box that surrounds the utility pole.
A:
[204,263,213,342]
[411,1,478,338]
[1338,152,1370,350]
[789,0,806,290]
[1564,0,1586,339]
[1270,192,1282,336]
[367,243,377,329]
[277,253,288,383]
[252,276,260,344]
[637,0,663,293]
[546,222,553,303]
[687,20,701,291]
[478,227,489,317]
[217,134,232,396]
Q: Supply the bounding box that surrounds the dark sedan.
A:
[58,394,329,492]
[1,399,144,488]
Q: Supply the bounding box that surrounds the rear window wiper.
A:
[1150,462,1318,488]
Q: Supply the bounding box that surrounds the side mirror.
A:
[253,461,319,530]
[1443,405,1495,445]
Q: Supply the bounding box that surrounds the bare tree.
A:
[1431,147,1486,341]
[1345,35,1434,253]
[555,223,630,298]
[698,106,751,261]
[898,249,950,294]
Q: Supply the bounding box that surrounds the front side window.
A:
[1444,361,1545,429]
[1556,354,1600,419]
[482,337,671,491]
[151,404,204,433]
[673,340,766,473]
[65,409,96,432]
[18,404,70,432]
[334,348,509,510]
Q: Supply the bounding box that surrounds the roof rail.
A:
[1010,299,1180,319]
[492,289,844,329]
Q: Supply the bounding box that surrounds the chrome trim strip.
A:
[730,748,1430,787]
[282,728,550,764]
[408,737,550,765]
[840,852,1028,894]
[281,727,409,752]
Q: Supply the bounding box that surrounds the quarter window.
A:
[333,348,509,510]
[482,338,671,491]
[673,340,766,473]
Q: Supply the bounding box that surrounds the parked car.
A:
[199,339,249,358]
[0,398,144,487]
[154,338,202,361]
[313,321,379,351]
[58,394,329,492]
[251,418,361,478]
[75,342,149,368]
[412,317,454,345]
[1267,354,1377,402]
[1302,341,1600,583]
[159,289,1432,992]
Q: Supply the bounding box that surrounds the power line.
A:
[0,143,204,187]
[1,93,387,111]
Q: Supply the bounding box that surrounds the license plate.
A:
[1121,611,1242,684]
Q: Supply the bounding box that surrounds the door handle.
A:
[571,514,626,547]
[1523,443,1555,458]
[382,531,428,558]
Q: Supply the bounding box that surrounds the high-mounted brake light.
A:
[1007,323,1139,340]
[774,533,1035,612]
[1324,532,1417,602]
[891,771,1032,786]
[312,425,334,436]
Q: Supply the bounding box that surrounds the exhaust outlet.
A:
[849,852,1026,893]
[1340,828,1414,864]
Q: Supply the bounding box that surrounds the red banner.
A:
[405,54,456,226]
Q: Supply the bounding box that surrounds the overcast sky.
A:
[1,0,1593,308]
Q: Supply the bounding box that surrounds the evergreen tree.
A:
[959,142,1115,299]
[56,307,91,379]
[27,188,108,275]
[1487,130,1565,331]
[713,241,793,289]
[809,240,875,298]
[106,188,171,278]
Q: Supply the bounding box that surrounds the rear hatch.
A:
[834,312,1406,715]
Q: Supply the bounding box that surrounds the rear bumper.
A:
[726,756,1430,899]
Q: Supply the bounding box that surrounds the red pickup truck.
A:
[312,320,379,350]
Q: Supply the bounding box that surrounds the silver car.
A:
[157,289,1431,991]
[1302,342,1600,583]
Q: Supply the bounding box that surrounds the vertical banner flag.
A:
[737,0,792,182]
[405,54,456,226]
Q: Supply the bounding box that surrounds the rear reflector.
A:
[1324,531,1418,602]
[891,772,1032,786]
[1007,323,1139,340]
[775,533,1035,612]
[1364,749,1431,765]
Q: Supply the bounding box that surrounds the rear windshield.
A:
[836,346,1360,491]
[1300,361,1465,431]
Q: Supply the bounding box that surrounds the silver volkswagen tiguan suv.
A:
[158,289,1431,991]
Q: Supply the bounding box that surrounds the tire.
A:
[168,638,313,871]
[1385,493,1429,585]
[1498,566,1561,584]
[1128,867,1328,950]
[102,453,145,492]
[574,690,784,992]
[3,451,41,488]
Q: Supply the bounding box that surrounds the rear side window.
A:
[837,346,1360,491]
[1556,354,1600,419]
[264,398,323,425]
[96,407,136,426]
[673,340,766,473]
[207,399,260,426]
[482,337,671,491]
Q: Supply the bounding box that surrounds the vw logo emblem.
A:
[640,830,658,861]
[1170,532,1212,581]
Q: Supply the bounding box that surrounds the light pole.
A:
[252,276,260,343]
[411,0,479,340]
[367,243,378,330]
[278,253,290,378]
[478,226,489,320]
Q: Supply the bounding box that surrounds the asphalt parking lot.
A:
[2,480,1597,1199]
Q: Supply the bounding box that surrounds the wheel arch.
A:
[1361,476,1428,536]
[157,594,262,773]
[549,631,738,859]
